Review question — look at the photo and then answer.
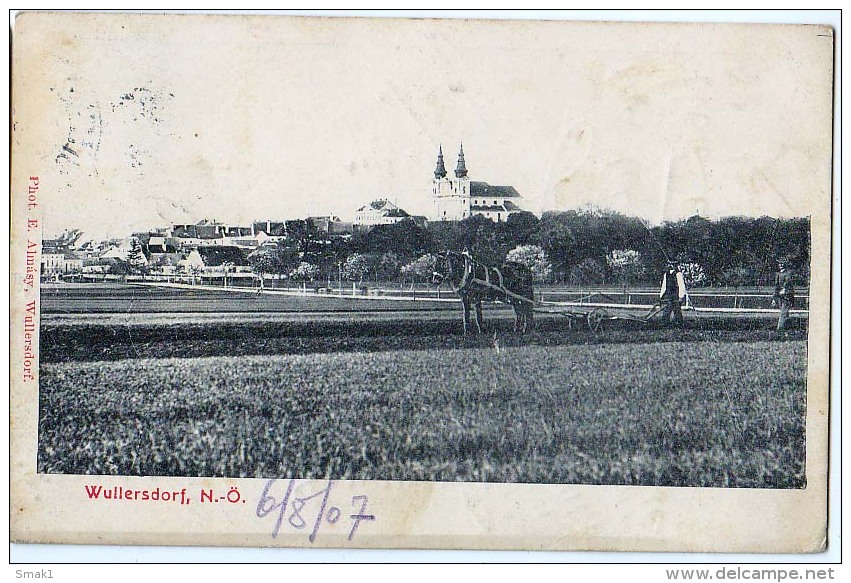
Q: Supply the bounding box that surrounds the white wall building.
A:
[353,199,412,230]
[431,144,525,222]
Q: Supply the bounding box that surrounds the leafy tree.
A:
[363,219,433,259]
[221,261,235,287]
[569,258,605,286]
[247,248,276,286]
[358,252,402,282]
[379,251,404,281]
[530,212,578,282]
[504,211,540,246]
[678,261,707,287]
[186,264,204,286]
[125,237,149,279]
[290,261,319,282]
[505,244,552,283]
[285,219,320,262]
[401,254,436,285]
[457,215,513,266]
[606,249,645,293]
[247,244,297,288]
[108,258,130,277]
[317,236,354,285]
[342,253,369,283]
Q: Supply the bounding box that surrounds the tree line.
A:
[240,211,810,288]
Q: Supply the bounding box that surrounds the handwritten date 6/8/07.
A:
[256,479,375,543]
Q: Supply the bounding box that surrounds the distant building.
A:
[170,220,226,246]
[146,236,180,254]
[251,220,288,240]
[308,215,354,236]
[41,247,83,276]
[431,144,524,222]
[177,246,252,282]
[468,182,523,222]
[41,249,66,275]
[354,199,413,230]
[41,231,85,277]
[169,220,264,248]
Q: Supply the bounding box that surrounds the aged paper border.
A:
[8,10,836,556]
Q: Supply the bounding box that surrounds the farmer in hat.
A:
[659,261,687,327]
[773,258,795,331]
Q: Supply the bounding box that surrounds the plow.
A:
[531,300,670,333]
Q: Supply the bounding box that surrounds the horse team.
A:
[432,251,535,335]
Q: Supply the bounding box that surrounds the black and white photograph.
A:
[10,11,834,552]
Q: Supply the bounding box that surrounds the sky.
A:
[12,11,835,240]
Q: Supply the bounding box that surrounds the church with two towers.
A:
[431,144,524,223]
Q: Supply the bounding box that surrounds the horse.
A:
[432,251,535,334]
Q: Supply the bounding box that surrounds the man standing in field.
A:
[659,261,687,327]
[773,258,795,332]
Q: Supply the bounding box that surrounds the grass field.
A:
[37,283,808,488]
[38,341,806,487]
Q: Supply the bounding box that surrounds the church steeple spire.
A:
[434,145,447,179]
[454,143,467,178]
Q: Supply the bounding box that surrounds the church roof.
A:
[454,144,467,178]
[434,145,447,178]
[470,182,521,198]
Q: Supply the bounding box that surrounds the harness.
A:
[456,254,532,305]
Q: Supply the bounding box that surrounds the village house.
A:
[353,199,416,231]
[177,246,252,284]
[41,249,84,277]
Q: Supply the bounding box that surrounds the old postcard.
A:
[10,12,834,552]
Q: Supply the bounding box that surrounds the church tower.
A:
[432,144,471,221]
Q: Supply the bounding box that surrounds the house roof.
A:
[470,181,521,198]
[100,247,126,259]
[358,199,401,213]
[225,226,252,237]
[147,236,180,253]
[172,224,225,239]
[252,222,287,237]
[356,199,408,216]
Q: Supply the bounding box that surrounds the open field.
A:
[41,314,805,363]
[41,282,810,313]
[37,282,808,487]
[38,341,806,487]
[40,283,457,314]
